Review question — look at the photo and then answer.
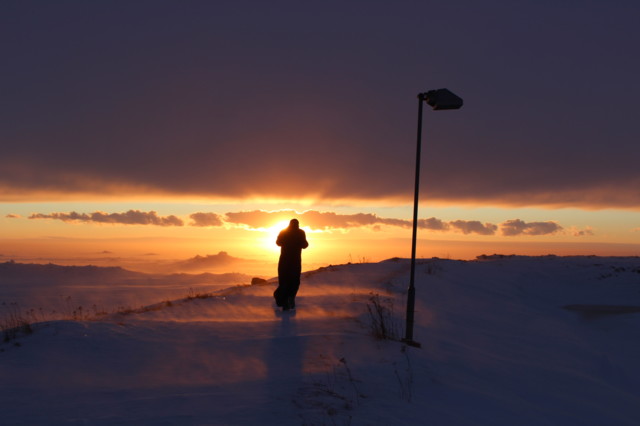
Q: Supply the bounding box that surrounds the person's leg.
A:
[286,278,300,309]
[273,286,285,307]
[279,272,295,311]
[288,264,302,309]
[276,261,289,308]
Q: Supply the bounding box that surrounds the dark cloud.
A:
[0,2,639,208]
[29,210,183,226]
[298,211,411,230]
[420,217,501,235]
[5,214,20,218]
[189,212,224,227]
[500,219,562,236]
[450,220,498,236]
[418,217,449,231]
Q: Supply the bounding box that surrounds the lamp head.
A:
[420,89,463,110]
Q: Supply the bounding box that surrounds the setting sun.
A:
[262,220,292,252]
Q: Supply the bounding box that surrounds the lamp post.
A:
[403,88,463,348]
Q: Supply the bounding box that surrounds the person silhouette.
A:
[274,218,309,311]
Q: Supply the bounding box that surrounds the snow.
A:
[2,256,640,425]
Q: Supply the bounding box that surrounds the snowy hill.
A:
[2,256,640,425]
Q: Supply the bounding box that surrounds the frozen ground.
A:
[2,256,640,425]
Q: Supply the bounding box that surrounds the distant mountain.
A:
[0,260,256,287]
[169,251,259,272]
[0,261,144,286]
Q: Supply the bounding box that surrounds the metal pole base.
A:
[401,338,422,348]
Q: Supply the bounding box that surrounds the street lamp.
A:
[403,88,463,348]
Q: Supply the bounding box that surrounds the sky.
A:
[1,1,639,274]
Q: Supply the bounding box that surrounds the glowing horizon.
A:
[2,200,639,278]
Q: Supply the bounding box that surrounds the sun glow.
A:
[260,220,292,253]
[258,219,326,254]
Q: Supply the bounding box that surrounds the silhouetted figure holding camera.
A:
[274,219,308,311]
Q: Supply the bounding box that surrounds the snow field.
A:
[1,256,640,425]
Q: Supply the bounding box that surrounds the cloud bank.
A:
[222,210,568,237]
[25,208,578,237]
[189,212,224,227]
[29,210,183,226]
[225,210,410,230]
[500,219,563,236]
